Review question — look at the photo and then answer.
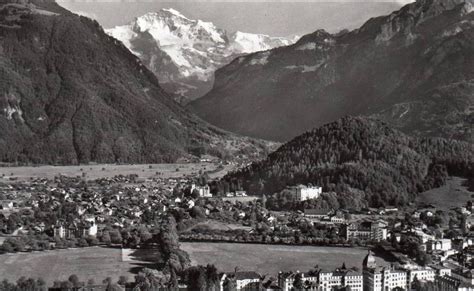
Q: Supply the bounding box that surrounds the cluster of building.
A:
[344,220,389,242]
[219,252,473,291]
[0,175,218,240]
[278,268,362,291]
[53,215,98,239]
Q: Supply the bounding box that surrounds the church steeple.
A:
[362,250,377,269]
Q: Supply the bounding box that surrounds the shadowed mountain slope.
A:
[0,0,270,164]
[191,0,474,142]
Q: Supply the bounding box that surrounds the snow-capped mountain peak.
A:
[230,31,297,53]
[160,8,189,20]
[106,8,298,102]
[130,10,226,46]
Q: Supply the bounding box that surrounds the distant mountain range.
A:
[0,0,271,164]
[106,9,298,103]
[190,0,474,143]
[216,116,474,208]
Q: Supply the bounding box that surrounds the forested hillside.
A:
[214,117,474,208]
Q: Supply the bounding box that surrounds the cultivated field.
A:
[186,220,252,232]
[181,242,389,275]
[0,247,157,285]
[0,163,234,181]
[417,177,473,211]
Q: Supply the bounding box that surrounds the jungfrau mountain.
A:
[0,0,271,164]
[190,0,474,142]
[106,8,298,103]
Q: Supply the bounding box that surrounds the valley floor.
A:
[0,244,389,284]
[180,242,390,275]
[0,162,234,181]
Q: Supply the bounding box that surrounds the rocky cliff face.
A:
[0,1,271,164]
[106,9,298,103]
[190,0,474,142]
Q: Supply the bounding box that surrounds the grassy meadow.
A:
[0,247,159,285]
[0,163,234,182]
[181,242,389,275]
[417,177,473,211]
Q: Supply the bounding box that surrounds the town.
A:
[1,0,473,290]
[0,164,473,291]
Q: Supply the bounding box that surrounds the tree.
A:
[417,252,432,266]
[109,230,122,245]
[6,213,21,233]
[205,264,220,291]
[185,266,207,291]
[68,274,81,287]
[139,228,152,243]
[78,238,89,247]
[191,189,200,199]
[134,268,168,291]
[103,277,112,287]
[412,276,422,291]
[101,232,111,245]
[191,206,206,219]
[168,267,178,290]
[60,280,74,289]
[117,276,128,286]
[223,276,236,291]
[1,240,14,253]
[293,273,303,291]
[37,278,48,291]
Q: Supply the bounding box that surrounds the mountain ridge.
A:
[190,0,474,142]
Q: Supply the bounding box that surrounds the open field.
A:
[181,242,389,275]
[0,163,235,181]
[186,220,252,232]
[221,196,259,203]
[417,177,473,211]
[0,247,158,285]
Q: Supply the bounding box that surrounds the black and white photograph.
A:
[0,0,473,290]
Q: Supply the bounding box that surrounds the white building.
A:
[220,272,261,290]
[345,220,388,242]
[404,266,436,286]
[278,271,318,291]
[191,184,212,198]
[288,185,322,201]
[414,231,436,244]
[278,269,362,291]
[320,270,363,291]
[363,251,408,291]
[427,238,452,252]
[0,200,14,209]
[82,216,98,237]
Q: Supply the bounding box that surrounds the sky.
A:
[59,1,415,36]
